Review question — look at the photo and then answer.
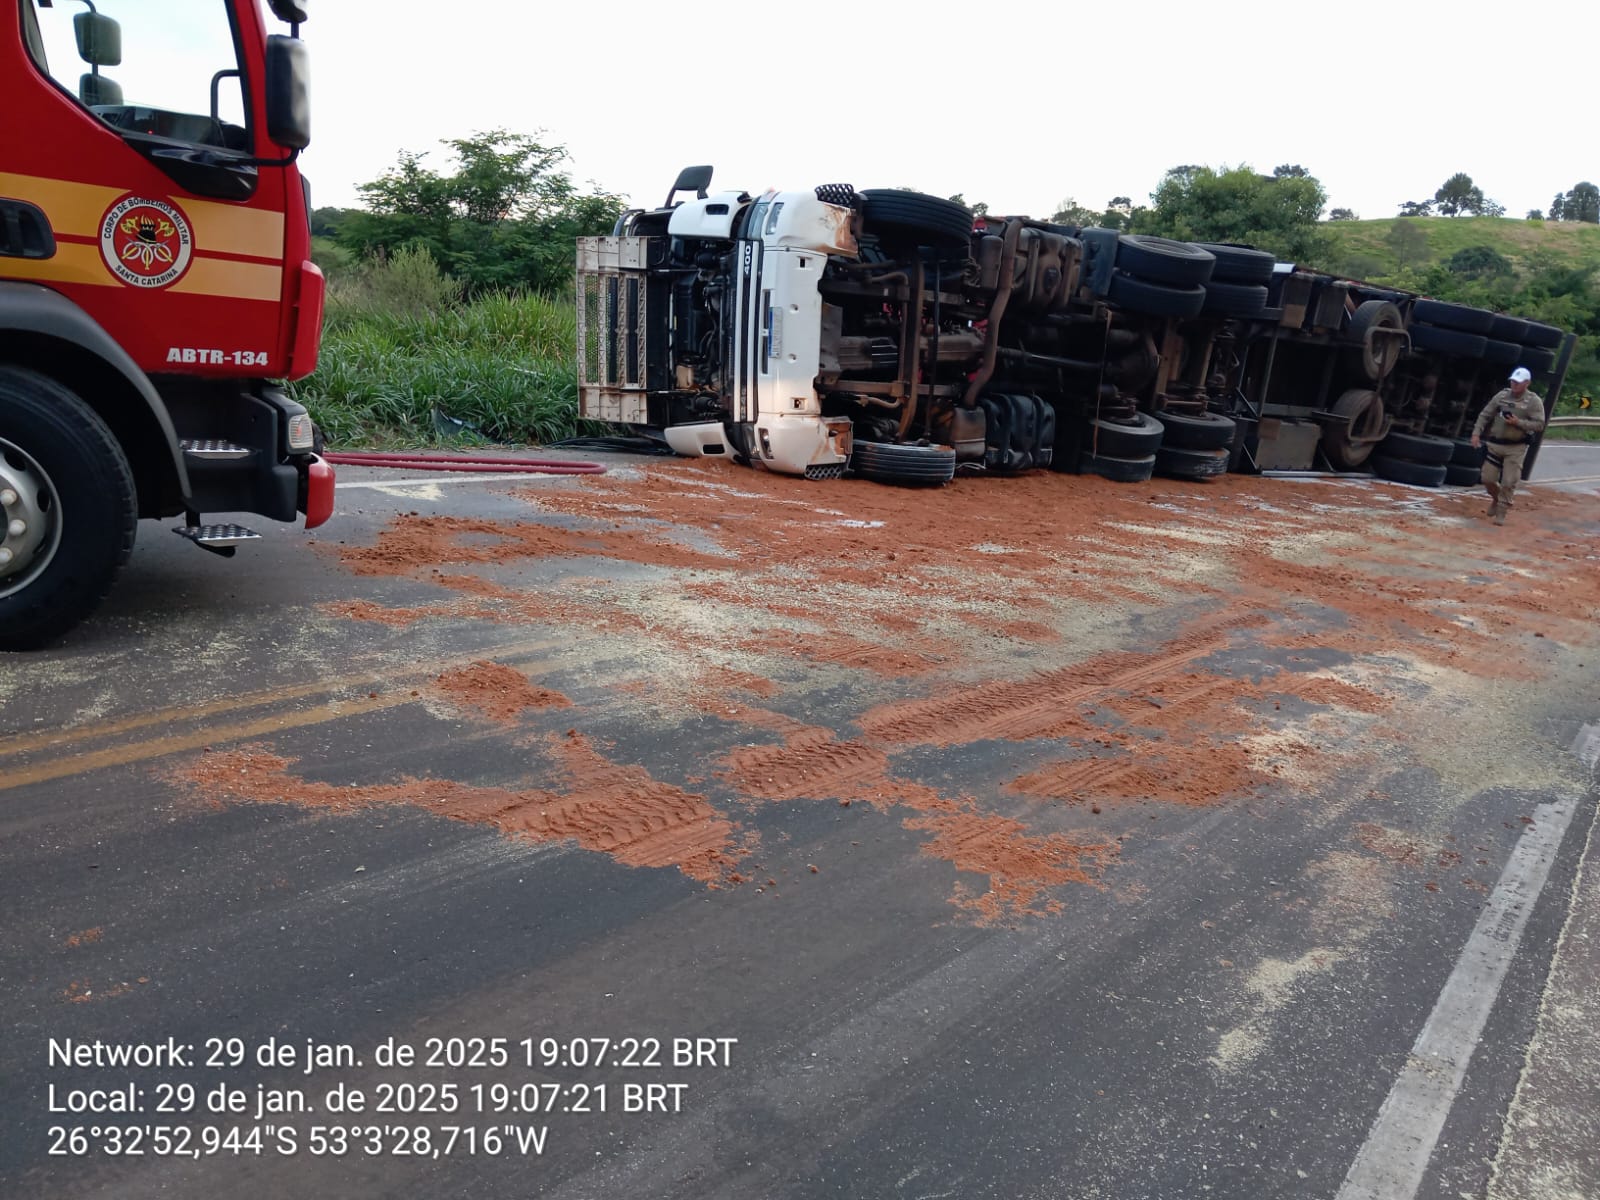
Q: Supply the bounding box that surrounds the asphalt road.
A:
[3,447,1599,1200]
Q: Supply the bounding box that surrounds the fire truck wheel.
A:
[1114,235,1217,287]
[1106,272,1207,319]
[1084,412,1164,458]
[0,368,136,650]
[1156,409,1236,451]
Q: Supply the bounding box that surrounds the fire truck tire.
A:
[1201,281,1269,318]
[1490,315,1529,342]
[1345,301,1406,381]
[1515,346,1556,372]
[1445,462,1483,486]
[1450,437,1487,467]
[1190,242,1276,285]
[1407,324,1488,359]
[1411,299,1496,335]
[0,367,136,650]
[1520,320,1564,349]
[858,190,974,258]
[1154,445,1230,480]
[849,439,957,485]
[1079,450,1156,483]
[1372,454,1448,487]
[1322,389,1384,470]
[1157,409,1236,451]
[1084,412,1164,458]
[1377,430,1454,465]
[1106,272,1207,318]
[1114,235,1217,287]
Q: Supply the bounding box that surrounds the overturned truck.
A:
[576,167,1576,487]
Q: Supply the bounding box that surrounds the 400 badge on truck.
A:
[576,168,1575,488]
[0,0,329,649]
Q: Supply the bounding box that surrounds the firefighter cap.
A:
[1509,367,1532,383]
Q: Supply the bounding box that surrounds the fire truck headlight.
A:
[286,413,316,452]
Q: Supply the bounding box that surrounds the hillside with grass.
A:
[1323,215,1600,281]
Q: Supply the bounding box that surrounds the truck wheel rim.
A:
[0,437,63,599]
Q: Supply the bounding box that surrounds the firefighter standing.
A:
[1470,366,1545,526]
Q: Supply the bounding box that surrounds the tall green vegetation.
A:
[1129,163,1330,263]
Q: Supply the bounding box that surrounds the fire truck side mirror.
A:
[73,10,121,67]
[268,0,310,24]
[265,35,310,150]
[79,72,123,107]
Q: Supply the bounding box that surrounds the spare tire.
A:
[1115,235,1217,287]
[1378,430,1454,465]
[859,190,974,258]
[1322,388,1385,470]
[1159,409,1236,451]
[1372,455,1448,487]
[1080,450,1157,483]
[1085,411,1164,459]
[1190,242,1276,285]
[1411,299,1496,335]
[1345,300,1405,381]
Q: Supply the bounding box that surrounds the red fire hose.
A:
[321,450,605,475]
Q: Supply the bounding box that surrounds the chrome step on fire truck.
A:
[0,0,329,649]
[576,167,1575,488]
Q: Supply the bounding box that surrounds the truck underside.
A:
[577,172,1574,488]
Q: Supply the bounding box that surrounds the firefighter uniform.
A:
[1471,379,1545,524]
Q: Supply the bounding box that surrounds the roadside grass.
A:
[290,247,595,447]
[1325,215,1600,279]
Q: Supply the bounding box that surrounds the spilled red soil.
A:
[431,661,571,725]
[267,458,1600,921]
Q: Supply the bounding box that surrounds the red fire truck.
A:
[0,0,330,649]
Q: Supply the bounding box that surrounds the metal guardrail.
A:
[1547,415,1600,429]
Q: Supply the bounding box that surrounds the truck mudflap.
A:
[301,455,334,529]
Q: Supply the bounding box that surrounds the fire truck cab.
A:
[0,0,329,648]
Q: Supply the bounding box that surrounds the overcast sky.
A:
[299,0,1592,224]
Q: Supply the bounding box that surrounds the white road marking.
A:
[1336,793,1581,1200]
[334,471,585,490]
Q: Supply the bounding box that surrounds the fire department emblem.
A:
[99,196,193,289]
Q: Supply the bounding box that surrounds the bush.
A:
[323,244,462,328]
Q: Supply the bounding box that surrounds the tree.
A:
[1445,245,1512,280]
[1328,207,1357,221]
[946,193,988,216]
[1527,209,1545,221]
[1385,219,1429,269]
[1398,199,1434,217]
[1129,163,1328,262]
[1433,172,1499,217]
[1552,182,1599,223]
[1049,198,1100,226]
[1273,164,1310,178]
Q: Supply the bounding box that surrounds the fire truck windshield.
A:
[25,0,250,151]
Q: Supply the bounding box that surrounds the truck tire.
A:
[1489,315,1529,342]
[1079,450,1156,483]
[1107,271,1207,318]
[1114,235,1216,286]
[1084,412,1164,459]
[1157,409,1236,451]
[1371,454,1448,487]
[1450,437,1486,467]
[1411,299,1495,335]
[1190,242,1276,285]
[850,439,957,485]
[1201,280,1269,318]
[1345,301,1405,382]
[1322,388,1385,470]
[1515,346,1556,373]
[1520,320,1563,349]
[0,367,137,650]
[1377,430,1454,465]
[1154,445,1229,480]
[1482,338,1523,366]
[1445,462,1482,486]
[1407,324,1488,359]
[859,190,973,258]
